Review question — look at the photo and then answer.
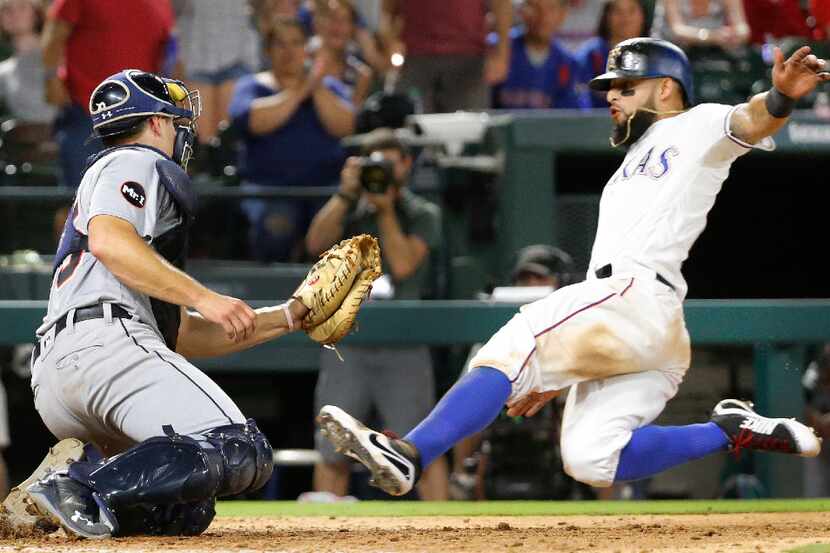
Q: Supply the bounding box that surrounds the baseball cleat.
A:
[27,471,116,539]
[711,399,821,458]
[1,438,85,534]
[316,405,421,496]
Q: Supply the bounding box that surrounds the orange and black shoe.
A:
[711,399,821,459]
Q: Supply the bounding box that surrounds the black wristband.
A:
[765,88,796,118]
[335,191,358,206]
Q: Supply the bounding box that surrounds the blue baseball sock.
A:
[405,366,512,468]
[614,422,729,482]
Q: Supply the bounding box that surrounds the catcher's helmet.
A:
[589,37,694,106]
[89,70,201,168]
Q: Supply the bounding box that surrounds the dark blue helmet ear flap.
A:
[589,37,694,107]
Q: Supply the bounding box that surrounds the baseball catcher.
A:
[0,69,376,539]
[317,38,826,497]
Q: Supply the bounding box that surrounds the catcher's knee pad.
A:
[202,418,274,497]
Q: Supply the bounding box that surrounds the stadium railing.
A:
[2,298,829,498]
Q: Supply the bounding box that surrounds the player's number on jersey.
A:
[56,251,83,288]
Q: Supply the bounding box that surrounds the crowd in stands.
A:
[1,0,829,264]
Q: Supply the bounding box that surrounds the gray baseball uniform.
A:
[31,146,244,456]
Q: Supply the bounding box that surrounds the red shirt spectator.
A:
[41,0,174,187]
[812,0,830,34]
[47,0,173,109]
[400,1,488,56]
[381,0,512,112]
[742,0,812,43]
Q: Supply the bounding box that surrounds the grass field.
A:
[216,498,830,517]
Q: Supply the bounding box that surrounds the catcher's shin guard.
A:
[67,419,273,513]
[113,497,216,537]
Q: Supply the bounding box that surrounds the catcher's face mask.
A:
[165,80,200,170]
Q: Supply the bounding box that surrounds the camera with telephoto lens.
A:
[359,152,395,194]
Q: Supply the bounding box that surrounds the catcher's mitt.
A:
[293,234,381,345]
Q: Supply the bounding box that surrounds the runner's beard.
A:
[610,107,658,148]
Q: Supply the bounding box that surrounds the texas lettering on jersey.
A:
[621,146,680,181]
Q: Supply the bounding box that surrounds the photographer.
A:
[304,128,448,500]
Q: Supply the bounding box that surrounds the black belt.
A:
[32,304,131,363]
[595,263,676,291]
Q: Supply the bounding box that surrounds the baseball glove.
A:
[293,234,381,345]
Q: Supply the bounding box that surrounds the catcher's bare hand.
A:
[194,292,256,342]
[506,389,561,417]
[772,46,830,100]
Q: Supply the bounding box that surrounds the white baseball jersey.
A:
[38,148,181,337]
[468,103,769,486]
[588,103,761,299]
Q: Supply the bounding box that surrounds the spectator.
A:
[41,0,174,187]
[490,0,588,110]
[352,0,381,32]
[228,17,354,262]
[0,0,55,124]
[651,0,749,50]
[251,0,302,35]
[743,0,814,44]
[576,0,648,109]
[379,0,514,113]
[310,0,373,106]
[305,128,447,500]
[812,0,830,38]
[304,0,387,74]
[557,0,606,52]
[173,0,260,147]
[804,344,830,497]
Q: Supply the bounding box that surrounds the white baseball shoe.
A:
[1,438,85,534]
[317,405,421,496]
[711,399,821,458]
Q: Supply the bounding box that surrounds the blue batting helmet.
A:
[89,69,200,138]
[589,37,694,106]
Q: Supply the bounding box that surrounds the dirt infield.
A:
[1,512,829,552]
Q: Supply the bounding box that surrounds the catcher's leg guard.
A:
[113,497,216,537]
[67,419,272,512]
[68,430,224,510]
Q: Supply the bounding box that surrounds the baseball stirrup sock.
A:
[614,422,729,482]
[405,366,511,468]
